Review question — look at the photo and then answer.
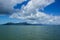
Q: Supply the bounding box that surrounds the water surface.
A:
[0,25,60,40]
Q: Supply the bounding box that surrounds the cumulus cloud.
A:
[10,9,60,25]
[1,0,59,25]
[10,0,60,25]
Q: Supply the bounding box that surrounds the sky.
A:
[0,0,60,25]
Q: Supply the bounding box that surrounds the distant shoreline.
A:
[0,22,60,26]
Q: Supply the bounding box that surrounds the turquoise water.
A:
[0,25,60,40]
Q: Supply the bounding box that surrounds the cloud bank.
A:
[1,0,60,25]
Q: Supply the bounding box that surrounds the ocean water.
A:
[0,25,60,40]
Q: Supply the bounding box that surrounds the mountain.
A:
[3,22,31,25]
[3,22,45,26]
[2,22,60,26]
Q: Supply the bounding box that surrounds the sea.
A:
[0,25,60,40]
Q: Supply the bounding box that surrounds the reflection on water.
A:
[0,25,60,40]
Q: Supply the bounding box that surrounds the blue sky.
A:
[44,0,60,15]
[0,0,60,24]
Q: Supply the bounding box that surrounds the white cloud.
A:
[10,9,60,25]
[10,0,60,25]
